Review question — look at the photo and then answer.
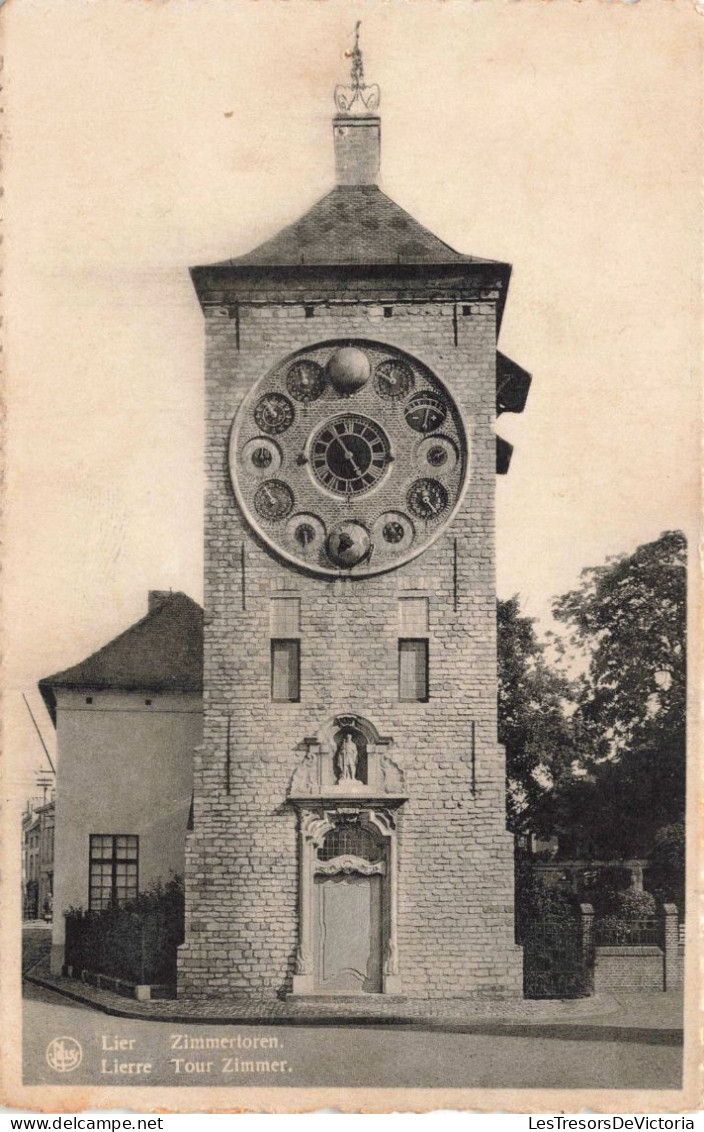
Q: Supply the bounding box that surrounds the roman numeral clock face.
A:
[311,417,390,496]
[229,342,468,576]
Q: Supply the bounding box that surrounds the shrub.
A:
[64,874,184,985]
[647,822,685,914]
[614,889,656,919]
[514,862,579,943]
[593,885,656,918]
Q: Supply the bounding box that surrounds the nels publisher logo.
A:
[46,1036,83,1073]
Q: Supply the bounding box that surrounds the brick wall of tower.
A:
[179,295,523,999]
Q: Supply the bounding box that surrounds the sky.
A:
[4,0,701,796]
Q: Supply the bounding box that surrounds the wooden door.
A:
[315,873,383,993]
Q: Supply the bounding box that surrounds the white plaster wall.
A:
[50,689,201,974]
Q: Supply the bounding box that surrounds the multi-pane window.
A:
[318,823,383,862]
[270,598,301,702]
[398,598,429,702]
[89,835,138,910]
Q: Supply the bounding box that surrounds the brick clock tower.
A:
[180,30,530,1001]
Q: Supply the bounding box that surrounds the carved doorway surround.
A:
[291,805,402,996]
[288,715,407,996]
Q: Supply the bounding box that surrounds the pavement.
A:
[22,928,684,1088]
[23,939,683,1037]
[23,981,684,1090]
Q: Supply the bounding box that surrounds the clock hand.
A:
[421,487,438,515]
[338,441,362,478]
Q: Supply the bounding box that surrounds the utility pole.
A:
[22,693,56,775]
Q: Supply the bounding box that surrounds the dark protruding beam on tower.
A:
[496,436,514,475]
[496,352,532,416]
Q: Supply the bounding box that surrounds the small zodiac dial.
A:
[253,393,295,436]
[407,478,449,521]
[375,359,414,400]
[286,359,326,403]
[253,479,294,521]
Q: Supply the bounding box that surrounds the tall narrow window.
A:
[271,598,301,702]
[89,834,138,910]
[398,598,429,701]
[399,639,429,702]
[271,639,300,702]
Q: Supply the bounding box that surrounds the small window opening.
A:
[85,697,93,705]
[304,306,315,319]
[271,639,301,702]
[462,305,471,316]
[399,638,429,702]
[145,699,152,706]
[383,306,393,318]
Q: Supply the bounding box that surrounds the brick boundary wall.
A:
[583,903,683,993]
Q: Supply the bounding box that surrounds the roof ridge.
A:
[37,593,204,730]
[39,591,200,689]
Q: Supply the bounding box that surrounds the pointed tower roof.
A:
[212,184,497,269]
[191,24,509,304]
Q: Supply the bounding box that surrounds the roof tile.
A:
[209,185,498,269]
[38,593,203,723]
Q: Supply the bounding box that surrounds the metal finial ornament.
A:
[334,21,380,115]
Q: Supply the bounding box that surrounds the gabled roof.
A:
[39,592,203,725]
[206,185,501,269]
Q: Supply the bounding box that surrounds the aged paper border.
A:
[1,0,701,1113]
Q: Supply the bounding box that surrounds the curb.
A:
[23,968,623,1033]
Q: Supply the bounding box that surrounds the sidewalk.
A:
[24,954,682,1035]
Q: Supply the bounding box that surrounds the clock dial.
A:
[417,435,459,473]
[285,512,326,556]
[404,391,447,434]
[375,358,414,400]
[286,359,326,403]
[241,437,282,478]
[253,479,294,521]
[254,393,294,436]
[372,511,415,554]
[252,447,273,468]
[311,415,390,496]
[230,340,468,576]
[407,478,449,521]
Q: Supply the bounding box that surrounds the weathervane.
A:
[334,21,380,115]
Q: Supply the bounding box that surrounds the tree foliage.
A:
[497,596,576,831]
[646,821,685,912]
[553,529,686,761]
[544,531,687,858]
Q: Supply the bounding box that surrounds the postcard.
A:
[1,0,701,1114]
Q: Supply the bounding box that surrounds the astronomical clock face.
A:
[229,341,469,577]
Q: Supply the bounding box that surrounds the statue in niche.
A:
[335,732,360,783]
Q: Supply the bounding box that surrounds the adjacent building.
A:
[39,591,203,975]
[22,797,55,921]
